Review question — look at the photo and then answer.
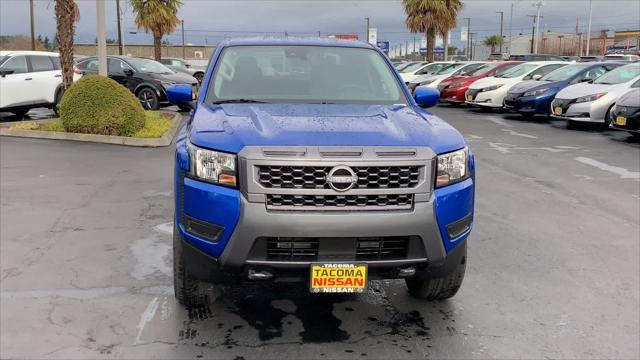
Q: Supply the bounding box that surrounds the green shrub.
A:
[134,112,173,138]
[60,75,145,136]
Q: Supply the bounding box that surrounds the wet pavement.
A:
[1,106,639,359]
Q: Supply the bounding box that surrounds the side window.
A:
[82,59,100,72]
[50,57,61,70]
[0,55,29,74]
[528,64,564,79]
[29,56,55,72]
[631,80,640,88]
[108,58,123,74]
[582,66,606,81]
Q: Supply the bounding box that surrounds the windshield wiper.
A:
[211,99,268,104]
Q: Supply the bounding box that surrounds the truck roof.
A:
[218,37,376,49]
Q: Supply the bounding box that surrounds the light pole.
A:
[116,0,124,55]
[365,17,370,43]
[96,0,107,76]
[463,17,471,58]
[181,20,186,60]
[29,0,36,50]
[586,0,593,55]
[497,11,504,53]
[532,1,543,53]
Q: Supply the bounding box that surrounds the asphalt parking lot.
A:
[1,106,639,359]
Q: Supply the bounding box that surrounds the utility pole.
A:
[116,0,124,55]
[464,17,471,58]
[96,0,107,76]
[413,37,416,57]
[318,31,321,37]
[29,0,35,50]
[181,20,186,59]
[405,40,409,58]
[508,2,515,54]
[365,17,370,43]
[527,15,536,53]
[532,1,543,53]
[469,33,475,60]
[497,11,504,53]
[585,0,593,55]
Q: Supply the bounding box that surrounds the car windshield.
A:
[499,64,538,78]
[400,62,427,73]
[126,58,174,74]
[454,63,486,76]
[207,45,405,105]
[395,62,414,71]
[594,64,640,84]
[468,62,501,76]
[541,64,589,81]
[436,63,465,75]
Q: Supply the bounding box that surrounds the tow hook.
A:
[247,269,274,280]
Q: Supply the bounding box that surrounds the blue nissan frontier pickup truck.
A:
[167,38,475,306]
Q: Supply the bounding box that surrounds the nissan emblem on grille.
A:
[326,166,358,192]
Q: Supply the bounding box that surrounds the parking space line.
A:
[501,129,538,139]
[574,157,640,180]
[134,297,159,345]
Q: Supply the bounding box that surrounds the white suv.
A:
[0,51,63,117]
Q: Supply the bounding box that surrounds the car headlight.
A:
[481,84,504,92]
[523,88,550,97]
[186,141,237,187]
[575,92,607,103]
[435,148,469,188]
[449,82,462,89]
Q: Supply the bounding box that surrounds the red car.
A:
[438,61,523,104]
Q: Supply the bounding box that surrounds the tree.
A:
[402,0,463,62]
[439,0,463,61]
[43,36,52,51]
[55,0,80,90]
[130,0,183,61]
[447,44,458,54]
[483,35,504,53]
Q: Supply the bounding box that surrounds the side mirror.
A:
[184,63,191,68]
[0,69,15,77]
[414,86,440,108]
[532,74,542,81]
[123,68,134,76]
[167,84,195,109]
[581,77,593,83]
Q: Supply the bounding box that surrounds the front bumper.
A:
[174,154,475,282]
[550,97,612,123]
[503,93,556,114]
[440,86,468,103]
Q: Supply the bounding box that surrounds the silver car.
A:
[551,63,640,125]
[159,58,206,83]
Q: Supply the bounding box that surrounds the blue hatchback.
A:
[504,62,625,117]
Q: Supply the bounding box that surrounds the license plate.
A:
[310,263,367,293]
[554,107,563,115]
[616,116,627,126]
[466,95,473,101]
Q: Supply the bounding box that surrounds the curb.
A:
[0,111,183,147]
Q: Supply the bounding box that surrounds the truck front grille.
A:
[356,236,409,260]
[266,237,319,260]
[266,194,413,210]
[257,165,421,189]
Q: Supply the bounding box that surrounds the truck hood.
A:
[188,103,466,154]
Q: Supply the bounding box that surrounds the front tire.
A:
[138,88,160,110]
[173,222,219,307]
[405,242,467,301]
[11,109,29,118]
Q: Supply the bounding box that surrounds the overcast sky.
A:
[1,0,639,51]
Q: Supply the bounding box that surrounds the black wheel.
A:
[604,104,615,129]
[194,72,204,83]
[566,120,578,129]
[405,242,466,301]
[173,222,219,307]
[138,88,159,110]
[53,89,64,117]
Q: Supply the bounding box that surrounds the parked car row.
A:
[409,59,640,135]
[0,50,201,117]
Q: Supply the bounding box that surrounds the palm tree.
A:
[483,35,504,53]
[439,0,463,61]
[130,0,183,61]
[402,0,463,62]
[54,0,79,90]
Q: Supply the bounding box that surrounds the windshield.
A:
[400,62,426,73]
[396,62,415,71]
[126,58,174,74]
[207,45,405,105]
[416,63,449,75]
[499,64,538,78]
[453,63,485,76]
[436,63,465,75]
[468,62,501,76]
[542,64,588,81]
[594,64,640,84]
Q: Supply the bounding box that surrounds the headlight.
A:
[449,82,462,89]
[435,148,469,188]
[481,84,504,92]
[186,141,237,187]
[575,92,607,103]
[523,88,550,97]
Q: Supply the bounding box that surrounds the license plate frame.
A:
[309,263,368,294]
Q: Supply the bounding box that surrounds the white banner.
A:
[368,28,377,45]
[461,26,468,41]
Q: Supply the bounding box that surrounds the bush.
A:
[60,75,145,136]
